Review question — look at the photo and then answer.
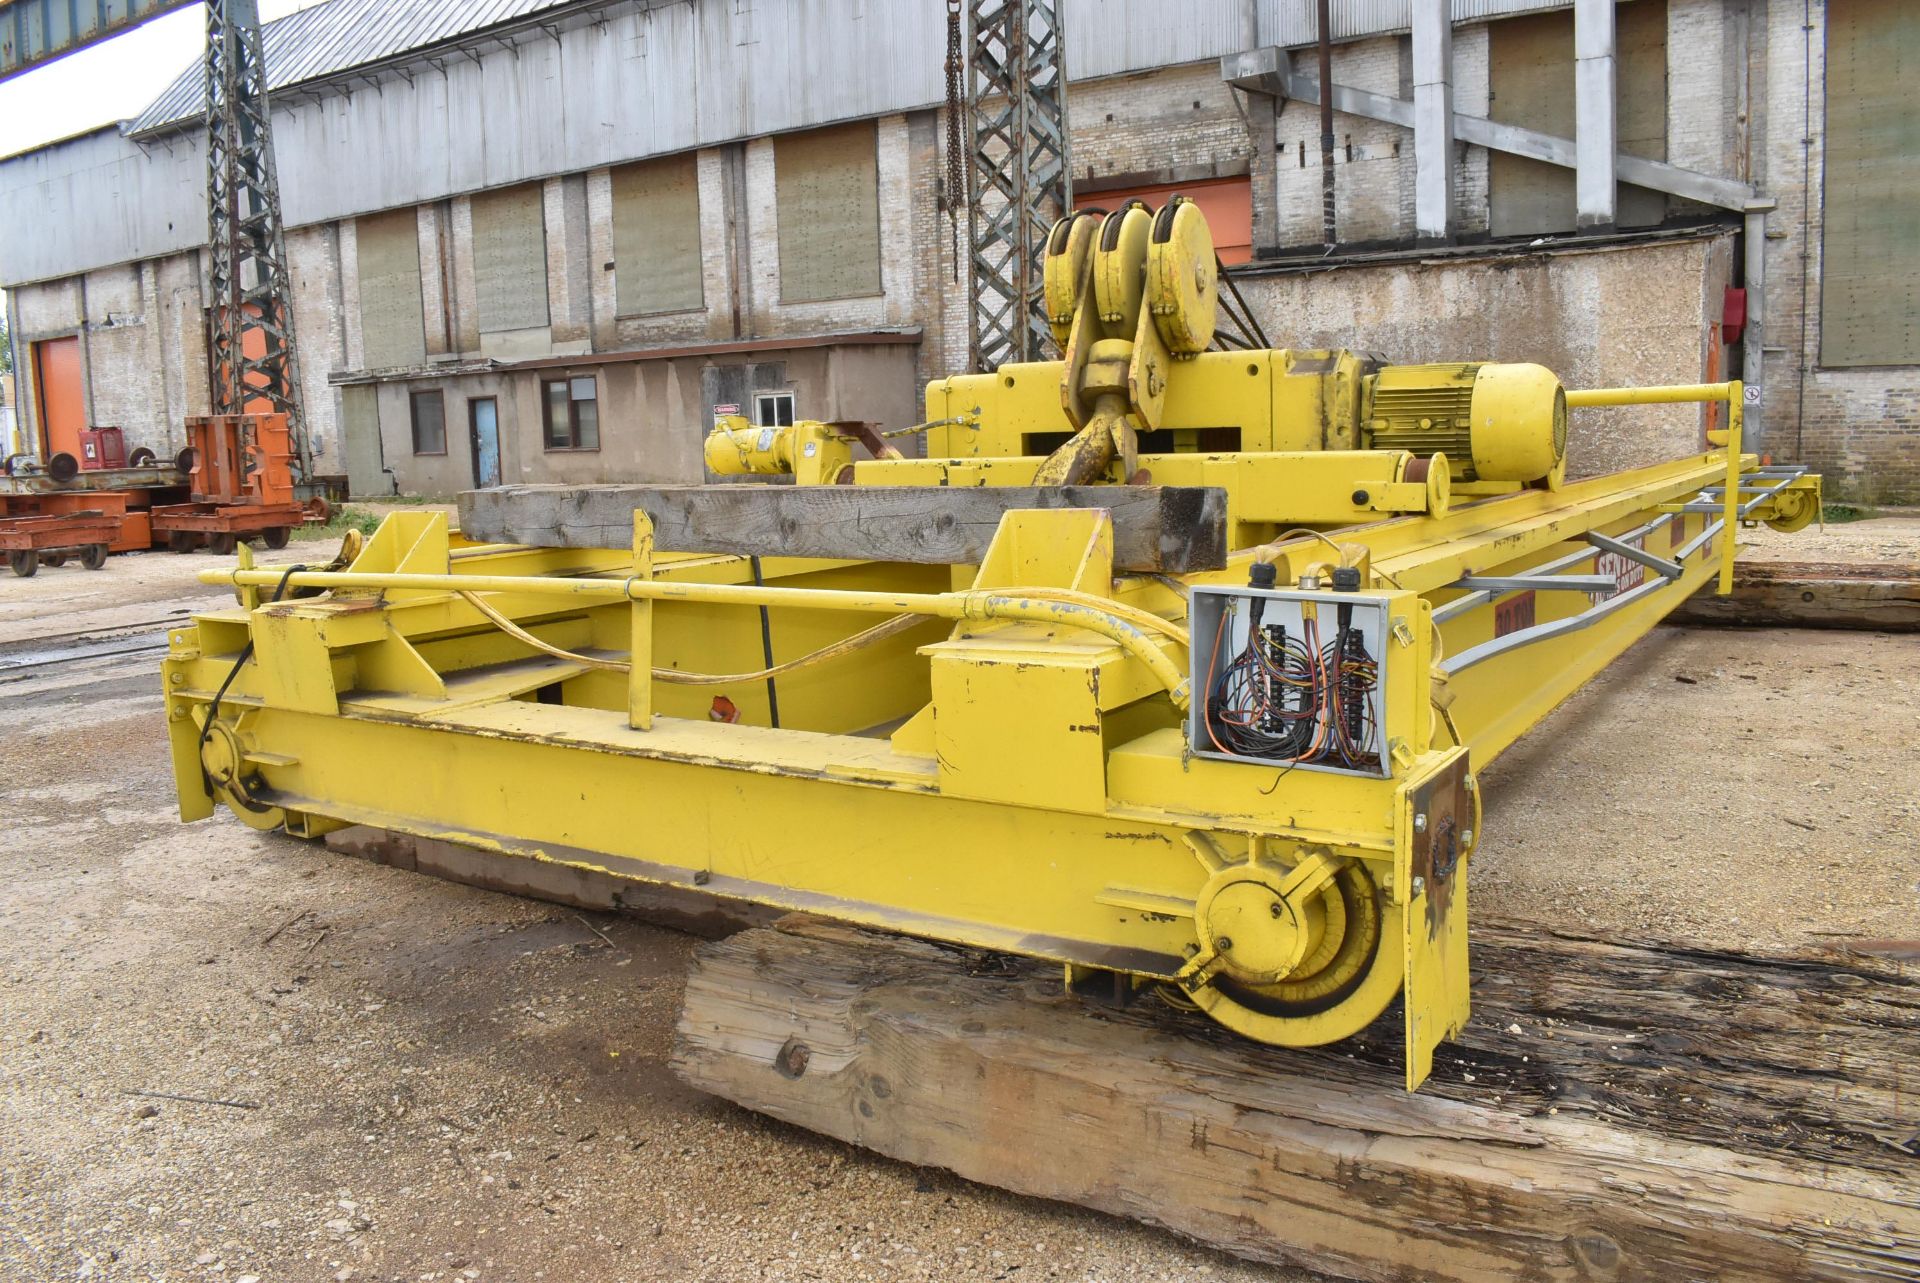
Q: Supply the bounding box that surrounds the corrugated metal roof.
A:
[127,0,599,136]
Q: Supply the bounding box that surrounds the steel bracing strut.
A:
[204,0,311,481]
[964,0,1071,371]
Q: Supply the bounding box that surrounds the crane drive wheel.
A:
[1183,859,1401,1047]
[199,720,286,832]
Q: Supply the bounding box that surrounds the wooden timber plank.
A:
[457,484,1229,573]
[671,918,1920,1283]
[1672,560,1920,632]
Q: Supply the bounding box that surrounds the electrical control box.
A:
[1188,584,1391,777]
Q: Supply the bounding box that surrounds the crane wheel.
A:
[1764,487,1818,533]
[81,543,109,570]
[208,533,238,556]
[1186,862,1403,1048]
[167,532,199,554]
[42,551,68,568]
[200,722,286,833]
[263,527,291,550]
[9,550,38,578]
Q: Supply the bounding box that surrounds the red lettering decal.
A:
[1495,590,1536,637]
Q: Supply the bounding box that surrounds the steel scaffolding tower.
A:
[964,0,1071,371]
[204,0,310,480]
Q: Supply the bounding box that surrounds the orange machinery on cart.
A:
[149,413,309,554]
[0,510,121,577]
[0,448,187,554]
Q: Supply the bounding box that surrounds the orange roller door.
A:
[1076,176,1254,264]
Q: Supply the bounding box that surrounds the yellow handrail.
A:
[1563,380,1743,595]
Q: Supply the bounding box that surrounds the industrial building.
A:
[0,0,1913,502]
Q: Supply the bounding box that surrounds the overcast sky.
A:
[0,0,328,160]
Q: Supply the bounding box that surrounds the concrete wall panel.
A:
[1235,235,1730,476]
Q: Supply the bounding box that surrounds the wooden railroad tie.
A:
[1673,560,1920,632]
[458,483,1229,574]
[672,917,1919,1283]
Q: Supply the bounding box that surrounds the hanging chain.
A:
[943,0,965,283]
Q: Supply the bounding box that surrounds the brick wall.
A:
[284,224,346,469]
[1069,62,1254,189]
[1274,35,1412,247]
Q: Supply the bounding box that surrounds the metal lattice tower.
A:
[204,0,310,479]
[964,0,1071,372]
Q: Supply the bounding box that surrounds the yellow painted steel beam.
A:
[165,205,1823,1090]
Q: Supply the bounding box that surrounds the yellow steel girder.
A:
[168,379,1815,1089]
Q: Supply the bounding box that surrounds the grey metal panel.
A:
[0,127,206,285]
[130,0,592,136]
[123,0,1586,141]
[470,183,549,333]
[1065,0,1570,77]
[611,153,703,317]
[355,208,427,368]
[1255,0,1572,47]
[1067,0,1248,80]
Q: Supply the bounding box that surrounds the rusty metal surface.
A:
[965,0,1071,371]
[1406,755,1471,934]
[149,501,305,534]
[0,510,118,550]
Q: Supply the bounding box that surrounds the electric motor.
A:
[1364,361,1567,485]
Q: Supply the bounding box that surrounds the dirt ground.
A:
[2,520,1916,1283]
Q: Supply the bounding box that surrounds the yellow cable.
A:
[657,614,929,685]
[1005,587,1190,647]
[455,590,930,685]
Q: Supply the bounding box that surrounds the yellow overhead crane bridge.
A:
[169,199,1820,1088]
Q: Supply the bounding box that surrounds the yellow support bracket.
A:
[629,510,655,731]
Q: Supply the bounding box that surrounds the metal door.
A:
[469,397,500,488]
[32,336,84,460]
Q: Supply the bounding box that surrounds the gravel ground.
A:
[1,520,1916,1283]
[1741,511,1920,563]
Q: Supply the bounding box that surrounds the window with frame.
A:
[542,376,600,450]
[409,389,447,455]
[754,391,796,427]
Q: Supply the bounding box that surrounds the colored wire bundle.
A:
[1203,598,1380,770]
